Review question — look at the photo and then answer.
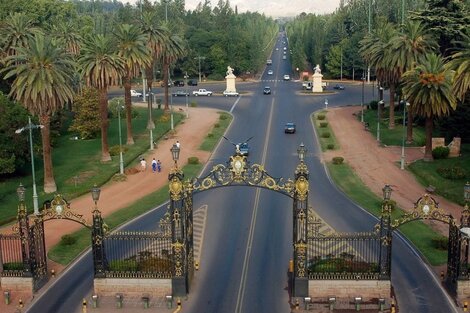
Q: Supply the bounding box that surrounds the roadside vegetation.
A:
[313,110,338,151]
[199,112,232,151]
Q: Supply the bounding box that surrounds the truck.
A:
[130,89,142,97]
[192,89,213,96]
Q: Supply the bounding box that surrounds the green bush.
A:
[437,166,467,180]
[2,262,24,271]
[317,114,326,120]
[188,157,199,164]
[431,237,448,250]
[327,144,335,150]
[321,132,331,138]
[60,234,77,246]
[207,133,214,138]
[69,88,101,139]
[219,114,228,120]
[320,122,328,128]
[332,157,344,164]
[109,145,129,156]
[369,100,378,110]
[108,259,139,271]
[190,101,197,107]
[432,146,450,159]
[214,123,220,128]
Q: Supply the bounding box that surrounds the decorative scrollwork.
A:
[295,242,307,277]
[169,176,184,201]
[295,176,309,200]
[391,194,454,229]
[40,194,91,228]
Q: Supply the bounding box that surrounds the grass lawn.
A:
[199,112,232,151]
[0,108,183,225]
[362,108,426,147]
[312,110,339,151]
[408,144,470,206]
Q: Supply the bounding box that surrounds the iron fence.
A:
[0,233,25,277]
[307,232,382,280]
[103,231,173,279]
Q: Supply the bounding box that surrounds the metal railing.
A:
[0,234,25,277]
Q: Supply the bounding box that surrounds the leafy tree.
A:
[2,33,76,192]
[402,53,457,161]
[79,34,124,162]
[69,87,101,139]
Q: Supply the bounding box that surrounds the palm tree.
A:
[391,21,437,143]
[447,32,470,102]
[0,12,41,59]
[2,33,75,193]
[402,53,457,161]
[360,22,399,129]
[79,34,124,162]
[115,24,151,145]
[49,20,82,56]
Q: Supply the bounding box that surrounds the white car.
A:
[283,74,290,81]
[223,90,239,97]
[130,89,142,97]
[282,55,287,60]
[268,70,273,75]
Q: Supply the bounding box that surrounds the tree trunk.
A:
[423,116,434,162]
[388,83,395,129]
[163,61,170,111]
[406,109,414,144]
[99,88,111,162]
[123,75,135,145]
[39,115,57,193]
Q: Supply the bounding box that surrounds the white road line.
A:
[229,96,242,113]
[235,98,275,313]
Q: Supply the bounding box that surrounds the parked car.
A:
[223,90,239,97]
[187,79,198,86]
[263,86,271,95]
[172,90,189,97]
[333,84,345,90]
[268,69,274,75]
[284,122,296,134]
[267,59,272,65]
[130,89,142,97]
[283,74,290,81]
[173,80,185,87]
[237,142,250,156]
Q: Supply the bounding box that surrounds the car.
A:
[282,55,287,60]
[130,89,142,97]
[283,47,287,51]
[187,79,198,86]
[172,90,189,97]
[237,142,250,156]
[283,74,290,81]
[267,59,272,65]
[333,84,345,90]
[192,89,213,96]
[267,69,273,75]
[275,47,279,51]
[283,51,286,55]
[173,80,185,87]
[284,122,296,134]
[223,90,239,97]
[263,86,271,95]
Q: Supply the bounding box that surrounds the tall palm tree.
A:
[447,32,470,102]
[79,34,124,162]
[2,33,75,193]
[49,20,82,56]
[402,53,457,161]
[360,22,399,128]
[391,21,437,143]
[115,24,151,145]
[0,12,41,59]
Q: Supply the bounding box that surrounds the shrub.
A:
[369,100,378,110]
[159,114,170,122]
[321,132,331,138]
[109,145,129,156]
[437,166,467,180]
[214,123,220,128]
[432,146,450,159]
[317,114,326,120]
[320,122,328,128]
[2,262,24,271]
[219,114,228,120]
[327,144,335,150]
[332,157,344,164]
[207,133,214,138]
[431,237,448,250]
[69,87,101,139]
[190,101,197,107]
[60,234,77,246]
[188,157,199,164]
[108,259,139,272]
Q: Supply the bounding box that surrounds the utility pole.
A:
[194,56,206,83]
[367,0,371,83]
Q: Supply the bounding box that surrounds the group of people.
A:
[139,141,180,173]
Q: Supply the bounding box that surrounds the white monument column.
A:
[312,64,323,93]
[225,66,237,92]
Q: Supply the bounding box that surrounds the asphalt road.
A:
[26,38,458,313]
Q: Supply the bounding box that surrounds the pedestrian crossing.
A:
[260,79,293,83]
[193,205,208,262]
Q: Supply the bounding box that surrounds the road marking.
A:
[235,98,275,313]
[229,96,242,113]
[193,205,208,263]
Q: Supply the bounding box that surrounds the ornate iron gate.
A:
[28,217,47,291]
[168,145,309,296]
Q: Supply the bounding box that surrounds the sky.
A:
[125,0,341,17]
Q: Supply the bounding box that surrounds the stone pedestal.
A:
[225,74,237,93]
[1,277,34,297]
[94,278,171,297]
[312,73,323,93]
[449,137,461,157]
[309,279,391,300]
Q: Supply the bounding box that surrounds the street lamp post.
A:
[15,117,44,215]
[117,101,124,175]
[400,101,410,170]
[361,75,365,123]
[194,56,206,83]
[170,143,180,168]
[147,89,155,151]
[377,100,383,143]
[170,72,174,131]
[184,72,189,118]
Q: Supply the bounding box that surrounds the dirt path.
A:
[323,106,463,235]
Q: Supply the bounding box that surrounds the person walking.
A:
[176,140,180,149]
[151,158,157,173]
[157,160,162,172]
[140,158,147,172]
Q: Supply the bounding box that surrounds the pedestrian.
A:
[157,159,162,172]
[151,158,157,173]
[140,158,147,171]
[176,140,180,149]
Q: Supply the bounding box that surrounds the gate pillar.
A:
[378,185,392,280]
[169,166,187,296]
[92,208,107,278]
[293,144,309,297]
[16,184,33,277]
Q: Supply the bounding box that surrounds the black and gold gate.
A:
[168,144,310,296]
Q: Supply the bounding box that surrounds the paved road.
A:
[26,37,457,313]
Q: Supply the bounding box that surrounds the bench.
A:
[425,185,436,194]
[364,122,370,130]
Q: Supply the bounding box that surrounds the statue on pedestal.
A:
[226,66,234,77]
[225,65,236,92]
[314,64,321,74]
